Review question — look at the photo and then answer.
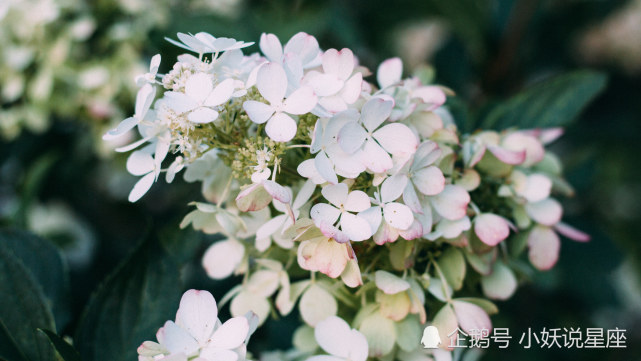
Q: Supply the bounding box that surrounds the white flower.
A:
[166,32,253,56]
[164,72,235,124]
[305,316,368,361]
[260,32,322,69]
[337,97,418,173]
[310,183,372,242]
[135,54,161,86]
[138,290,255,361]
[103,83,155,139]
[243,62,317,142]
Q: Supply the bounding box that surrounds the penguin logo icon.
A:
[421,326,441,349]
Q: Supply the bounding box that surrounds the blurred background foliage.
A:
[1,0,640,360]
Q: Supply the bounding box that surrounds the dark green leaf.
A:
[481,70,607,130]
[0,245,56,361]
[0,229,70,331]
[39,330,81,361]
[74,234,182,361]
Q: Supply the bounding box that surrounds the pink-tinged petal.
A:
[266,112,297,142]
[283,86,317,114]
[452,301,492,335]
[501,132,545,167]
[340,73,363,104]
[527,225,560,270]
[263,180,291,203]
[158,321,199,355]
[374,222,399,245]
[413,166,445,196]
[412,140,441,170]
[412,86,446,110]
[341,259,364,288]
[188,107,219,123]
[432,305,458,351]
[312,239,350,277]
[525,198,563,226]
[208,317,249,349]
[243,101,274,124]
[319,95,348,114]
[338,121,367,154]
[381,174,409,203]
[402,182,422,214]
[315,151,338,185]
[345,190,371,212]
[362,140,393,173]
[321,183,349,207]
[323,48,355,80]
[431,185,470,221]
[204,78,235,106]
[259,33,283,61]
[538,127,564,144]
[283,52,304,85]
[487,145,525,165]
[319,221,351,244]
[358,206,383,235]
[304,71,343,96]
[128,172,155,202]
[554,222,590,242]
[398,219,423,240]
[373,123,418,155]
[314,316,353,358]
[202,239,245,279]
[383,202,414,230]
[361,97,394,132]
[340,212,373,242]
[474,213,510,246]
[520,173,552,202]
[176,289,218,344]
[284,32,320,65]
[256,62,287,104]
[311,203,341,225]
[377,57,403,89]
[185,73,213,103]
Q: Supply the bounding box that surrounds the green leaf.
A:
[74,233,182,361]
[39,329,80,361]
[481,70,607,130]
[0,244,56,361]
[0,229,70,331]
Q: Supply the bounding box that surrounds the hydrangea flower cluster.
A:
[110,31,589,360]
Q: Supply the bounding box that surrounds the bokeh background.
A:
[1,0,640,360]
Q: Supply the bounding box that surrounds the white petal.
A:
[202,239,245,279]
[340,72,363,104]
[381,174,408,203]
[128,172,155,202]
[321,183,348,207]
[158,321,199,355]
[310,203,341,225]
[188,107,219,123]
[185,73,213,103]
[521,173,552,203]
[126,150,154,176]
[103,117,138,139]
[430,185,470,221]
[383,202,414,230]
[528,225,560,270]
[474,213,510,246]
[285,32,321,66]
[375,270,410,294]
[413,166,445,196]
[305,71,343,96]
[377,57,402,88]
[266,112,297,142]
[322,48,354,80]
[263,180,292,203]
[412,140,441,170]
[257,62,287,104]
[412,86,446,110]
[230,291,270,326]
[481,261,517,300]
[199,349,238,361]
[402,182,422,214]
[243,100,274,124]
[259,33,283,61]
[208,317,249,349]
[345,190,371,212]
[362,139,393,173]
[340,212,373,242]
[175,290,218,344]
[283,86,317,114]
[452,301,492,335]
[373,123,418,156]
[525,198,563,226]
[319,95,348,114]
[204,78,235,106]
[337,121,367,154]
[314,316,352,358]
[256,214,286,241]
[164,92,198,113]
[300,284,337,326]
[361,98,394,132]
[314,151,338,185]
[135,83,156,119]
[293,180,316,210]
[298,158,326,184]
